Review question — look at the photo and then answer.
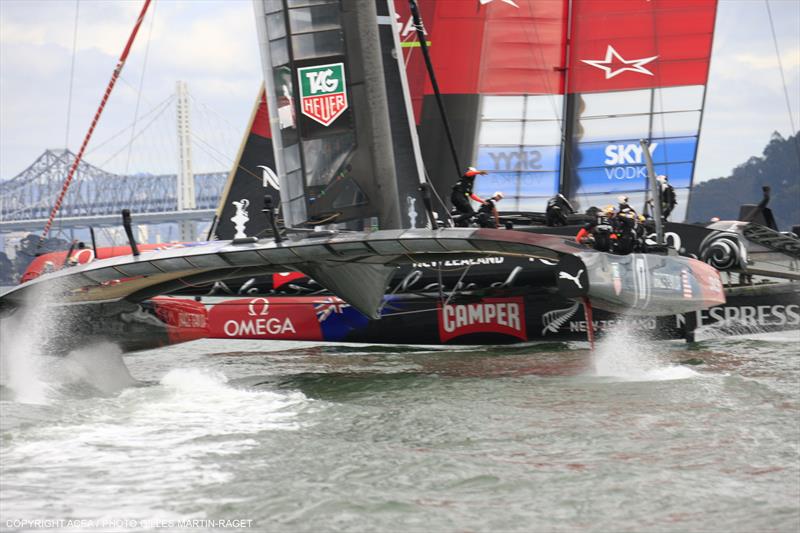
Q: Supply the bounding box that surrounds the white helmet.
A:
[656,174,667,183]
[493,191,504,200]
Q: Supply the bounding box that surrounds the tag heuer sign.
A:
[298,62,348,126]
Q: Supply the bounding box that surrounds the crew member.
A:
[617,195,637,217]
[476,191,504,228]
[613,209,638,254]
[576,205,615,252]
[451,167,487,226]
[634,214,649,252]
[657,175,677,220]
[545,193,575,226]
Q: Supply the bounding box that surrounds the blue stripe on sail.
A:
[475,145,561,173]
[575,137,697,168]
[474,171,560,199]
[575,162,694,194]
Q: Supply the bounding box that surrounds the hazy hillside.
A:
[687,132,800,230]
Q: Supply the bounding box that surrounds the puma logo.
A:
[559,269,584,289]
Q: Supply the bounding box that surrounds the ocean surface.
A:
[1,321,798,532]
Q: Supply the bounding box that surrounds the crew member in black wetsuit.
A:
[617,195,637,217]
[576,205,615,252]
[656,175,677,220]
[545,193,575,226]
[746,185,777,230]
[476,191,504,228]
[451,167,487,226]
[613,209,638,254]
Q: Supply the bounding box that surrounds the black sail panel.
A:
[253,0,426,229]
[212,86,279,240]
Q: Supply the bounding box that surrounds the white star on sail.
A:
[479,0,520,8]
[581,45,658,79]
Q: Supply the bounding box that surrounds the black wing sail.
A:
[211,85,280,240]
[253,0,427,230]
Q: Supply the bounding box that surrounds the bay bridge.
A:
[0,81,240,246]
[0,148,225,235]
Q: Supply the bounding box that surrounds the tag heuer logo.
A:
[298,62,348,126]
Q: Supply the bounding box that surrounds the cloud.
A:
[731,50,800,71]
[0,0,262,179]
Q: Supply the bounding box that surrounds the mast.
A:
[352,2,401,229]
[557,0,575,200]
[641,138,663,245]
[253,0,426,230]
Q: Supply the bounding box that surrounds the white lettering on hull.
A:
[677,304,800,329]
[442,302,521,333]
[223,318,297,337]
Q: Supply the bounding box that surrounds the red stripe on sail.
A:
[568,0,718,93]
[251,90,271,139]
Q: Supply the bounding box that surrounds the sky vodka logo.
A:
[297,63,348,126]
[604,142,658,180]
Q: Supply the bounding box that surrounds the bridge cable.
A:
[38,0,152,248]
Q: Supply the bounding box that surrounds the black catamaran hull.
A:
[34,282,795,356]
[200,285,799,345]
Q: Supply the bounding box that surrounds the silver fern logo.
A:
[541,302,580,335]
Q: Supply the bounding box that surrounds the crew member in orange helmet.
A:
[576,205,615,252]
[451,166,487,226]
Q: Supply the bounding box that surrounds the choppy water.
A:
[1,322,799,532]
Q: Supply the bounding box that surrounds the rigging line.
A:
[423,167,454,225]
[39,0,153,246]
[64,0,80,150]
[442,264,471,307]
[401,24,417,69]
[520,2,565,123]
[381,307,438,318]
[649,3,671,185]
[58,0,80,237]
[764,0,800,164]
[409,0,462,178]
[124,0,158,176]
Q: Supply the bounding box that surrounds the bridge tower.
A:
[176,80,196,241]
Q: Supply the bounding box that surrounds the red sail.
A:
[568,0,717,93]
[246,1,718,217]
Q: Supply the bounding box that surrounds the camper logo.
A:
[298,62,348,126]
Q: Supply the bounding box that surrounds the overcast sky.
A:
[1,0,798,183]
